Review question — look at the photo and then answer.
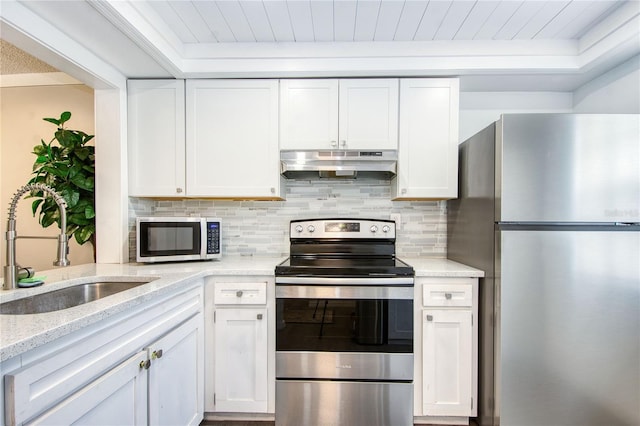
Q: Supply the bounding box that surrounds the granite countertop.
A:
[0,256,482,363]
[402,257,484,278]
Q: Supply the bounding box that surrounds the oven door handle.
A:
[275,277,414,286]
[276,285,413,300]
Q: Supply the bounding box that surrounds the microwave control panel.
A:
[206,222,221,255]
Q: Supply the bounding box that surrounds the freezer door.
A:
[496,229,640,426]
[498,114,640,222]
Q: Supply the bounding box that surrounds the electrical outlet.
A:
[390,213,401,229]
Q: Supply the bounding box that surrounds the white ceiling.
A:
[145,0,621,43]
[3,0,640,91]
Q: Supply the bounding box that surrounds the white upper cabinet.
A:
[128,80,186,197]
[280,79,398,150]
[279,79,339,150]
[393,78,459,200]
[186,80,281,198]
[338,79,399,150]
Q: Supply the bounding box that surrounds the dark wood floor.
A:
[201,421,479,426]
[201,422,271,426]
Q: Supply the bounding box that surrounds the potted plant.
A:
[28,111,96,258]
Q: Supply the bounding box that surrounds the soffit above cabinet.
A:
[3,0,639,91]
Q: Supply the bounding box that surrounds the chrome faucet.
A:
[3,183,70,290]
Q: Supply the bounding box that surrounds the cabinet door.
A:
[128,79,186,197]
[186,79,280,198]
[394,78,459,200]
[422,309,472,417]
[338,79,399,150]
[214,308,268,413]
[148,314,204,426]
[27,351,148,426]
[280,79,339,150]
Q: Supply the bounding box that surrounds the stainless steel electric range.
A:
[275,218,415,426]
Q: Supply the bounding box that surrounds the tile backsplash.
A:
[128,179,447,261]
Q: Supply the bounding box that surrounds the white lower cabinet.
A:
[205,277,275,416]
[27,351,149,426]
[3,281,204,426]
[415,277,478,424]
[422,309,473,417]
[147,315,204,426]
[214,308,268,412]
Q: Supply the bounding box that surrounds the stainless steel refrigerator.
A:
[448,114,640,426]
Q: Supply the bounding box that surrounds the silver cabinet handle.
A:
[445,293,452,300]
[257,313,263,320]
[236,290,243,297]
[426,315,433,322]
[340,140,346,148]
[331,141,338,148]
[176,188,183,193]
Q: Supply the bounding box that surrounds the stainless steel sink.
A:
[0,279,157,315]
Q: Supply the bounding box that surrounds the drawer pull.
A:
[426,315,433,322]
[236,290,243,297]
[139,359,151,370]
[152,349,163,359]
[445,293,452,300]
[257,313,263,320]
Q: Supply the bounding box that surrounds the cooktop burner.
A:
[275,256,415,278]
[276,218,414,279]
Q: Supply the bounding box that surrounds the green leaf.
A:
[69,213,91,226]
[33,145,47,156]
[75,147,90,160]
[31,199,44,216]
[43,117,61,126]
[42,166,68,178]
[85,204,96,219]
[41,211,58,228]
[75,225,94,245]
[61,188,80,208]
[60,111,71,124]
[67,162,81,179]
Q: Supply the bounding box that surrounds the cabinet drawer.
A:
[214,282,267,305]
[423,284,472,307]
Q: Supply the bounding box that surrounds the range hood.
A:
[280,149,397,179]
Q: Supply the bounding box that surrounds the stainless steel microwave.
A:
[136,217,221,263]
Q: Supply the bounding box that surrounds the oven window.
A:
[139,222,201,256]
[276,298,413,353]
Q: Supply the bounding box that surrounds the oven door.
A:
[275,281,414,426]
[275,282,414,381]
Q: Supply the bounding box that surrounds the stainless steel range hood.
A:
[280,150,397,179]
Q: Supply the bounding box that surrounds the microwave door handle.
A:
[200,220,207,258]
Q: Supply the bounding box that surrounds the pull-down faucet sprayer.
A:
[3,183,70,290]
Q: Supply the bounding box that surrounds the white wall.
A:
[0,84,95,277]
[573,55,640,113]
[458,56,640,143]
[458,92,574,143]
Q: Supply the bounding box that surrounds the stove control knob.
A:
[382,225,391,233]
[295,225,304,233]
[307,225,316,233]
[370,225,378,233]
